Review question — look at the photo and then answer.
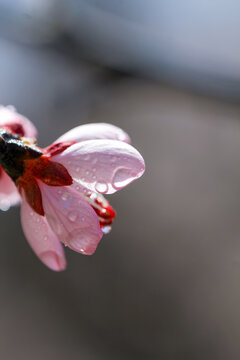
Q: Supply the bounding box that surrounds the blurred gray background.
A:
[1,1,240,359]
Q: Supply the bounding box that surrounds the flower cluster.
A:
[0,106,145,271]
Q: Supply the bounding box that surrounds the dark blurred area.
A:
[1,1,240,359]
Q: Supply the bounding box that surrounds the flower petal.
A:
[0,105,37,139]
[0,169,21,210]
[55,123,131,144]
[21,196,66,271]
[39,183,103,255]
[53,140,145,194]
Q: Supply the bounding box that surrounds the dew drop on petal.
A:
[92,158,98,165]
[95,181,108,194]
[85,170,89,175]
[0,199,11,211]
[76,167,80,172]
[61,192,71,201]
[43,235,48,241]
[112,168,133,189]
[68,211,78,222]
[102,225,112,234]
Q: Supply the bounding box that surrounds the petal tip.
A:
[68,229,103,255]
[40,251,66,272]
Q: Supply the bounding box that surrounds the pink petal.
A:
[52,140,145,194]
[39,183,103,255]
[0,105,37,139]
[55,123,131,144]
[0,170,21,210]
[21,196,66,271]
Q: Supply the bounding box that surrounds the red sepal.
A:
[19,178,44,216]
[44,141,75,157]
[35,159,73,186]
[17,155,73,215]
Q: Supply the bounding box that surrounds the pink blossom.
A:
[0,106,37,139]
[0,106,37,210]
[0,119,145,271]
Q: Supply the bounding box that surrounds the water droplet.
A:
[30,211,33,216]
[112,168,133,189]
[102,226,112,234]
[57,189,62,195]
[0,199,10,211]
[43,235,48,241]
[61,192,71,201]
[92,158,98,165]
[95,181,108,193]
[68,211,77,222]
[93,175,96,180]
[85,170,89,175]
[81,217,85,222]
[89,193,97,200]
[76,167,80,172]
[36,218,40,223]
[75,185,80,191]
